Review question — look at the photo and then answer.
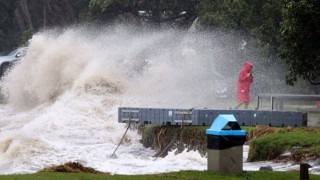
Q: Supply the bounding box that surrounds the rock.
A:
[259,165,273,171]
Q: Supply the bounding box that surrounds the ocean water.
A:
[0,25,319,175]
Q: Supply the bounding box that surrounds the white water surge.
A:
[0,25,319,175]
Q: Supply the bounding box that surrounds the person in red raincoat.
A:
[235,62,253,109]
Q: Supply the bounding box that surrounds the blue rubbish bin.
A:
[206,114,246,149]
[206,114,246,173]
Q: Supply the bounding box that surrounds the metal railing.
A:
[256,93,320,110]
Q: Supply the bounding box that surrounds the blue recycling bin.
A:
[206,114,246,173]
[206,114,246,149]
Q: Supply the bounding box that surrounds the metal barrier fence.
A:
[118,107,308,127]
[256,93,320,111]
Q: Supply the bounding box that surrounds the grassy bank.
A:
[0,170,319,180]
[140,125,320,162]
[248,126,320,162]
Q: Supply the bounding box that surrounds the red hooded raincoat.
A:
[237,62,253,103]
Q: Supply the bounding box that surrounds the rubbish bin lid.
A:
[206,114,246,136]
[206,129,246,136]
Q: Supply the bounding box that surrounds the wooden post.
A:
[300,163,312,180]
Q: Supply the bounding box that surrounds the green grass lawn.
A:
[0,170,319,180]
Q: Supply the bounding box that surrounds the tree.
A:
[197,1,292,94]
[89,0,198,27]
[280,0,320,85]
[89,0,131,21]
[0,0,20,51]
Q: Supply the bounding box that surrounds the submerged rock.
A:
[259,165,273,171]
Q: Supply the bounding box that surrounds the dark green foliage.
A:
[0,0,19,29]
[0,0,20,51]
[198,0,251,30]
[280,0,320,85]
[20,29,33,45]
[89,0,131,21]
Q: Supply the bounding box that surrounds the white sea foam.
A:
[0,25,318,175]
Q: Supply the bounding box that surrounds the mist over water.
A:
[0,25,316,175]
